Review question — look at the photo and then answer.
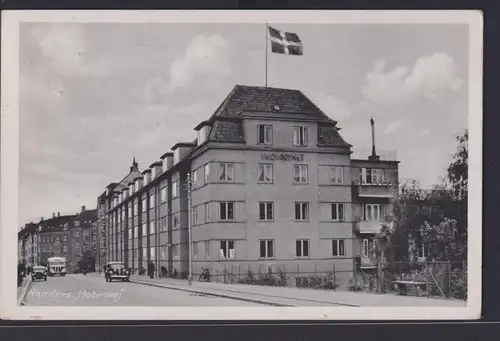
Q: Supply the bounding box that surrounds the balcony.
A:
[355,220,384,235]
[352,180,395,198]
[360,256,377,269]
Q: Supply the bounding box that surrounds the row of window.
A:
[256,124,309,147]
[108,203,386,234]
[110,238,347,261]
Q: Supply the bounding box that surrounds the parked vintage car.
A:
[105,262,130,282]
[31,266,48,282]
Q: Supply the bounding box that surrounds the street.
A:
[22,274,266,306]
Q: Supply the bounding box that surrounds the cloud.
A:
[384,120,404,135]
[312,92,351,121]
[31,24,108,77]
[362,53,463,104]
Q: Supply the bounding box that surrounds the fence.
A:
[353,260,467,300]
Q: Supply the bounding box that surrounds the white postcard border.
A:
[1,10,483,320]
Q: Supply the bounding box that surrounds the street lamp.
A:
[186,171,193,286]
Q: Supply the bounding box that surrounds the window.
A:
[134,225,138,238]
[293,165,308,184]
[142,198,147,212]
[149,221,155,235]
[128,229,132,239]
[150,194,155,208]
[293,126,308,146]
[128,206,132,218]
[331,203,344,221]
[220,240,235,259]
[296,239,309,257]
[294,202,309,221]
[257,124,273,145]
[142,222,147,235]
[143,247,147,259]
[364,204,385,221]
[330,166,344,184]
[63,235,68,242]
[204,203,210,222]
[258,164,273,183]
[362,239,370,258]
[173,244,180,257]
[332,239,345,256]
[160,187,167,203]
[150,247,155,259]
[259,240,274,258]
[160,217,167,232]
[172,181,178,198]
[360,168,385,184]
[193,170,198,187]
[192,206,198,224]
[219,163,234,181]
[259,202,274,220]
[193,242,198,258]
[205,241,211,258]
[63,246,68,252]
[204,164,210,183]
[134,203,138,216]
[74,231,80,237]
[219,202,234,220]
[173,213,180,228]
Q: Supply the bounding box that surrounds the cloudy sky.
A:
[19,22,469,225]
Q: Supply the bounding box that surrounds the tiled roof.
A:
[318,125,351,147]
[210,85,337,124]
[76,209,97,223]
[209,121,245,142]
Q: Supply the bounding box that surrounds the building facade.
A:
[18,208,97,273]
[100,85,399,284]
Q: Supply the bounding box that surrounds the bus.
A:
[47,257,67,276]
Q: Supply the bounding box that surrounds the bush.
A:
[348,278,363,292]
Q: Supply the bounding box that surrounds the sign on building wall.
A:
[260,152,304,162]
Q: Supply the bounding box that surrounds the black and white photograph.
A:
[1,10,482,320]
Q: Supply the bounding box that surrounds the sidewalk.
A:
[93,273,466,307]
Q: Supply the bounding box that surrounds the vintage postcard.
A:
[1,10,482,320]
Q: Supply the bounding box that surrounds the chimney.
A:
[161,152,174,171]
[81,206,86,212]
[57,212,60,217]
[52,213,56,218]
[130,157,139,172]
[368,117,380,161]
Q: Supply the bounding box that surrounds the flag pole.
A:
[265,22,268,87]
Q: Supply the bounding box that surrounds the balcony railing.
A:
[355,221,384,234]
[352,180,396,198]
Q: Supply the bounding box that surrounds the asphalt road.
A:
[22,274,265,306]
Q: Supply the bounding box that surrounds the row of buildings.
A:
[18,85,400,282]
[94,85,400,283]
[17,207,97,274]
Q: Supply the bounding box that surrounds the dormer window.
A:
[257,124,273,145]
[173,149,180,164]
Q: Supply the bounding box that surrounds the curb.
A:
[17,277,32,306]
[129,278,294,307]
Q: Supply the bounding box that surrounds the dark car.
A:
[105,262,130,282]
[31,266,48,282]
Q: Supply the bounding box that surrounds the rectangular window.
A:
[259,202,274,221]
[193,170,199,187]
[128,206,132,218]
[142,198,147,212]
[63,235,67,242]
[371,169,385,184]
[173,213,180,228]
[293,165,308,184]
[259,240,274,258]
[192,206,198,224]
[219,163,234,181]
[364,204,385,221]
[204,203,210,222]
[294,202,309,221]
[193,242,198,258]
[219,202,235,220]
[330,166,344,184]
[150,247,154,259]
[362,239,370,258]
[134,225,139,238]
[293,126,308,146]
[150,194,155,208]
[296,239,309,257]
[160,187,167,203]
[258,164,273,183]
[161,217,167,232]
[331,203,344,221]
[220,240,235,259]
[74,231,80,237]
[128,229,132,239]
[204,164,210,183]
[172,181,178,198]
[134,203,138,216]
[63,246,68,252]
[205,241,211,258]
[142,222,147,235]
[149,221,155,235]
[332,239,346,256]
[257,124,273,145]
